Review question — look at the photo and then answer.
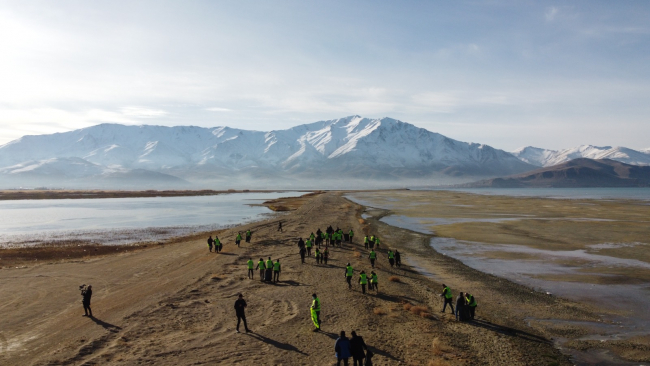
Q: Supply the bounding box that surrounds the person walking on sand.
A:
[323,247,329,265]
[273,259,281,283]
[335,330,352,366]
[214,236,222,253]
[370,271,378,293]
[245,230,252,243]
[455,291,467,321]
[81,285,93,317]
[314,248,321,264]
[364,235,369,249]
[349,228,354,243]
[466,293,477,320]
[368,250,377,268]
[440,284,454,314]
[311,293,321,332]
[207,236,214,252]
[387,250,395,267]
[359,271,368,294]
[395,250,401,268]
[255,258,265,281]
[236,232,242,247]
[375,237,380,249]
[310,232,315,245]
[298,237,305,249]
[306,238,313,257]
[299,245,306,264]
[247,258,254,279]
[350,331,368,366]
[234,294,250,333]
[278,221,283,232]
[345,263,354,289]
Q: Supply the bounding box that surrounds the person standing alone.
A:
[234,294,250,333]
[81,285,93,317]
[311,293,321,332]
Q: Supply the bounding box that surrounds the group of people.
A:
[440,284,478,321]
[334,330,373,366]
[345,263,379,294]
[207,230,253,252]
[249,257,282,283]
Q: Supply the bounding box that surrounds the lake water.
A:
[0,192,304,247]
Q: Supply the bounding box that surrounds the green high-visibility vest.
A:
[349,230,354,236]
[443,287,453,299]
[237,234,242,240]
[247,260,254,269]
[364,236,368,243]
[375,238,380,245]
[310,234,315,240]
[273,262,281,271]
[214,238,221,246]
[371,274,378,283]
[466,294,477,307]
[266,260,273,268]
[315,250,320,257]
[306,240,312,248]
[258,261,265,269]
[369,251,376,259]
[311,297,321,311]
[346,266,353,277]
[359,273,368,285]
[388,251,394,259]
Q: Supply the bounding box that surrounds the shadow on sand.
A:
[88,316,122,333]
[469,319,550,344]
[246,332,308,355]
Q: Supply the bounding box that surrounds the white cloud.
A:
[120,107,169,118]
[545,6,559,21]
[206,107,233,112]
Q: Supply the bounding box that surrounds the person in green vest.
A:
[368,235,375,250]
[247,258,254,279]
[310,293,321,332]
[440,284,454,314]
[314,248,321,264]
[266,257,273,272]
[305,239,313,257]
[345,263,354,290]
[310,232,315,243]
[359,271,368,294]
[273,259,281,283]
[375,237,380,249]
[245,230,252,243]
[368,250,377,268]
[465,293,477,320]
[364,235,369,249]
[207,236,214,252]
[236,232,242,247]
[321,232,326,248]
[214,236,222,253]
[255,258,265,281]
[387,250,395,267]
[370,271,378,292]
[349,229,354,243]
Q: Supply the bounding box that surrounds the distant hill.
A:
[0,116,535,188]
[512,145,650,167]
[461,158,650,188]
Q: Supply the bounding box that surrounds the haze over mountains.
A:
[0,116,534,189]
[0,115,648,189]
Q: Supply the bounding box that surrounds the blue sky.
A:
[0,0,648,150]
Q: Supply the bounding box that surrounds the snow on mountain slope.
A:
[512,145,650,167]
[0,116,536,187]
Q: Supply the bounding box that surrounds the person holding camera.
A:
[80,285,93,317]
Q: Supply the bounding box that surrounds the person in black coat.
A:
[349,331,368,366]
[81,285,93,317]
[234,293,250,333]
[455,292,467,321]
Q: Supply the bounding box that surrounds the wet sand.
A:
[350,190,650,364]
[0,191,581,366]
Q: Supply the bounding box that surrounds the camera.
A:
[79,284,87,291]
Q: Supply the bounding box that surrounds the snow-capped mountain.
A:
[0,116,535,188]
[512,145,650,167]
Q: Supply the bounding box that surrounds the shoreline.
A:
[0,189,316,201]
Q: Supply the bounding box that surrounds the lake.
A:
[0,192,304,247]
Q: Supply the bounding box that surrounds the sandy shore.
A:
[0,192,603,365]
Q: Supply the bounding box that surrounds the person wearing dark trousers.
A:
[334,331,352,366]
[440,284,455,314]
[255,258,265,281]
[323,248,329,264]
[234,294,250,333]
[359,271,368,294]
[207,236,214,252]
[247,258,254,279]
[455,292,467,321]
[299,246,306,264]
[81,285,93,317]
[350,331,368,366]
[236,232,242,247]
[278,221,283,232]
[395,250,401,267]
[345,263,353,289]
[273,259,281,283]
[466,293,477,320]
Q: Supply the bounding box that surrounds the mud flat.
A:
[349,190,650,365]
[0,191,577,366]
